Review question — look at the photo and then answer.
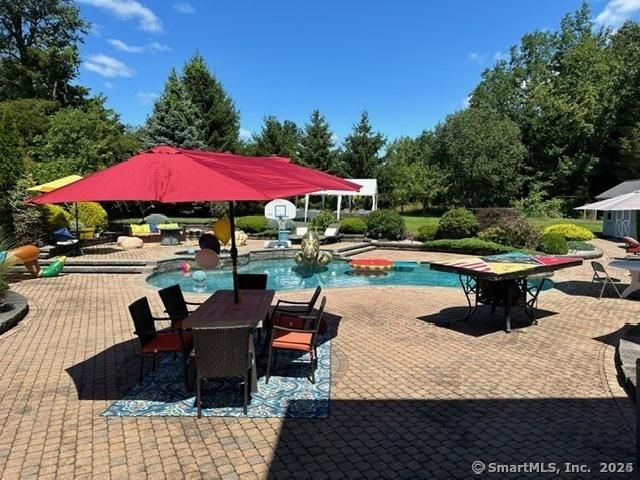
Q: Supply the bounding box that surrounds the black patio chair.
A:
[266,297,326,385]
[237,273,268,290]
[193,326,254,417]
[158,284,202,327]
[128,297,193,387]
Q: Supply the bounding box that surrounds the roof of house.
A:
[596,180,640,200]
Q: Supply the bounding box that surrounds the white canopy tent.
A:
[575,191,640,211]
[575,190,640,238]
[303,179,376,221]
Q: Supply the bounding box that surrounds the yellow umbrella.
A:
[27,175,83,193]
[29,175,84,252]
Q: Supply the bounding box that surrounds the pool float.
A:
[180,261,191,278]
[38,256,66,277]
[294,230,333,266]
[7,245,41,277]
[349,258,394,272]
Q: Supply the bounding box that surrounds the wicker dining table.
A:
[182,289,275,392]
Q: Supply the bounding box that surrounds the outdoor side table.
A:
[608,259,640,298]
[159,227,182,246]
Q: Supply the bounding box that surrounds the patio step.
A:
[333,243,377,259]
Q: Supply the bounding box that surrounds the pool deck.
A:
[0,238,638,478]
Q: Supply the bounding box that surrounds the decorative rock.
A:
[117,236,143,249]
[235,230,248,246]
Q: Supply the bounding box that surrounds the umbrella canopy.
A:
[27,175,83,193]
[29,146,361,302]
[29,146,359,204]
[575,191,640,211]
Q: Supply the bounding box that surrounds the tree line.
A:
[1,1,639,239]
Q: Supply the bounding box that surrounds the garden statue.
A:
[294,230,332,266]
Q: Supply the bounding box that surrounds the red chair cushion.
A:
[272,331,313,352]
[141,332,192,353]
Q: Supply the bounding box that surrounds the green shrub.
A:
[501,216,541,249]
[422,238,511,255]
[144,213,170,224]
[235,215,269,233]
[537,232,568,255]
[478,226,509,244]
[513,183,565,218]
[340,217,366,234]
[543,223,594,241]
[75,202,108,232]
[8,174,47,245]
[567,240,595,251]
[309,210,336,232]
[436,208,479,239]
[416,224,438,242]
[366,209,405,240]
[44,204,71,233]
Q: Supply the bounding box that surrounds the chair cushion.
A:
[141,332,192,353]
[324,227,338,236]
[130,224,151,234]
[295,227,308,236]
[272,331,313,351]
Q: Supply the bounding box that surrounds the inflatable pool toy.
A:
[7,245,41,277]
[349,258,394,272]
[187,248,196,255]
[198,233,220,254]
[180,261,191,278]
[195,249,220,269]
[294,230,333,266]
[38,256,66,278]
[213,218,231,245]
[192,270,207,292]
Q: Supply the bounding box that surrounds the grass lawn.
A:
[402,215,602,235]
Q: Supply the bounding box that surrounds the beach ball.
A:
[198,233,220,254]
[195,249,220,269]
[192,270,207,291]
[213,218,231,245]
[180,261,191,278]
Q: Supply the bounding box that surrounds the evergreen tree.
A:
[340,111,385,178]
[142,69,204,149]
[182,54,240,152]
[251,116,301,160]
[299,109,336,172]
[0,108,23,236]
[0,0,89,105]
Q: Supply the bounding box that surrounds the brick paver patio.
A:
[0,238,638,478]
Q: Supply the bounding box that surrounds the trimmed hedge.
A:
[567,240,595,251]
[366,209,405,240]
[416,224,438,242]
[422,238,511,255]
[543,223,594,241]
[76,202,108,232]
[234,215,269,233]
[537,232,568,255]
[340,217,366,234]
[437,208,479,239]
[44,204,71,233]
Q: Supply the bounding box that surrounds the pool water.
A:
[147,259,552,293]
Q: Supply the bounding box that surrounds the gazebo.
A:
[303,179,376,221]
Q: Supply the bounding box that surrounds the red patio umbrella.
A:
[30,146,361,301]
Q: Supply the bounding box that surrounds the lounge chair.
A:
[319,223,342,243]
[624,236,640,254]
[289,222,309,243]
[54,227,83,255]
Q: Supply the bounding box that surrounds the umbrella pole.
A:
[74,202,80,256]
[229,201,240,303]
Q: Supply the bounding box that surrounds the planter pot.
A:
[79,228,95,240]
[0,293,11,313]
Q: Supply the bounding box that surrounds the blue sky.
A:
[77,0,640,143]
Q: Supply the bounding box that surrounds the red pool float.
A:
[349,258,394,272]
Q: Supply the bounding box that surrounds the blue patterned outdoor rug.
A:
[102,332,331,418]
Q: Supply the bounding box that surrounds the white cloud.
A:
[468,52,488,65]
[173,2,196,14]
[78,0,163,33]
[462,96,471,108]
[239,128,253,141]
[85,54,135,78]
[104,81,115,89]
[108,38,171,53]
[595,0,640,28]
[136,91,158,106]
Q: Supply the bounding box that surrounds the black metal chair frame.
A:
[129,297,193,387]
[266,297,326,385]
[192,326,254,417]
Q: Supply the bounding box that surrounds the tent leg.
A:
[229,201,240,303]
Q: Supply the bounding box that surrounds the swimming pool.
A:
[146,258,553,293]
